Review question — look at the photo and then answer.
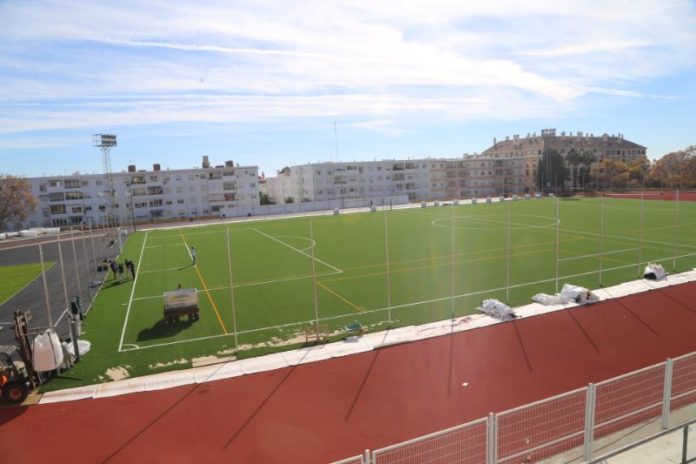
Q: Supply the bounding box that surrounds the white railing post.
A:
[364,449,371,464]
[662,358,674,430]
[583,383,596,462]
[487,412,497,464]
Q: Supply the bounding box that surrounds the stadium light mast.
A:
[93,134,118,226]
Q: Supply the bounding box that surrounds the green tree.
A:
[536,149,569,192]
[259,192,274,205]
[0,175,37,231]
[577,150,596,190]
[565,148,582,189]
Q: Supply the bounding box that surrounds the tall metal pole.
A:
[599,196,605,286]
[506,198,511,303]
[70,229,82,299]
[80,224,93,299]
[450,203,455,318]
[383,207,392,322]
[88,220,98,272]
[225,226,239,351]
[57,231,70,310]
[555,196,560,292]
[638,192,644,276]
[39,243,53,328]
[672,189,679,271]
[309,219,320,327]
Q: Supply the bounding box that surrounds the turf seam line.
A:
[118,231,148,352]
[316,281,365,313]
[558,247,639,262]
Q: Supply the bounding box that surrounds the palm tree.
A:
[565,148,582,190]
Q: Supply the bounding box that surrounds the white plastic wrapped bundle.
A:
[32,330,64,371]
[478,299,517,321]
[644,263,667,280]
[533,283,599,305]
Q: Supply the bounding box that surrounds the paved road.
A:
[0,232,120,347]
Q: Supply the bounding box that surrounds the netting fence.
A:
[332,351,696,464]
[0,225,130,349]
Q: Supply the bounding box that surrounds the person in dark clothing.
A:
[109,260,118,281]
[117,262,125,283]
[126,259,136,279]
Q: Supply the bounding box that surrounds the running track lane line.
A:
[118,231,148,352]
[178,230,228,334]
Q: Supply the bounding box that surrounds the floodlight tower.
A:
[93,134,118,225]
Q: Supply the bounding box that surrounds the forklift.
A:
[0,352,30,404]
[0,310,40,405]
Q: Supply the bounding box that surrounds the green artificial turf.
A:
[0,262,54,304]
[43,197,696,391]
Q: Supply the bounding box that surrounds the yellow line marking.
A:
[178,230,228,334]
[316,281,365,313]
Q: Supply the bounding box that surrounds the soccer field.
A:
[113,196,696,354]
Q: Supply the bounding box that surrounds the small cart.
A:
[163,288,200,323]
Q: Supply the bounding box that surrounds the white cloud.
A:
[0,0,693,134]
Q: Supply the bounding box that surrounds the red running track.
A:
[604,191,696,201]
[2,283,696,463]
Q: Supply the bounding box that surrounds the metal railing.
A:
[331,351,696,464]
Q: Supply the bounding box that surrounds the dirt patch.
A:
[105,365,131,381]
[149,358,188,369]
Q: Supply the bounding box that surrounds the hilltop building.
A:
[482,129,647,191]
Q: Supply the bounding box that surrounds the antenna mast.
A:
[334,121,339,162]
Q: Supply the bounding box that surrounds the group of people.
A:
[109,259,136,283]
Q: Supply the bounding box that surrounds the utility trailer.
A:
[163,289,200,323]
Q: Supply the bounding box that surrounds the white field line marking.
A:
[118,231,148,353]
[122,248,696,352]
[54,305,72,326]
[558,247,639,262]
[252,228,343,274]
[139,266,185,274]
[143,245,164,249]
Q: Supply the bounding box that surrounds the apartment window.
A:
[50,205,66,214]
[65,191,83,200]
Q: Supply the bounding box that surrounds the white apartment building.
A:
[265,156,526,205]
[24,156,259,229]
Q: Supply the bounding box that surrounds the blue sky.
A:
[0,0,694,178]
